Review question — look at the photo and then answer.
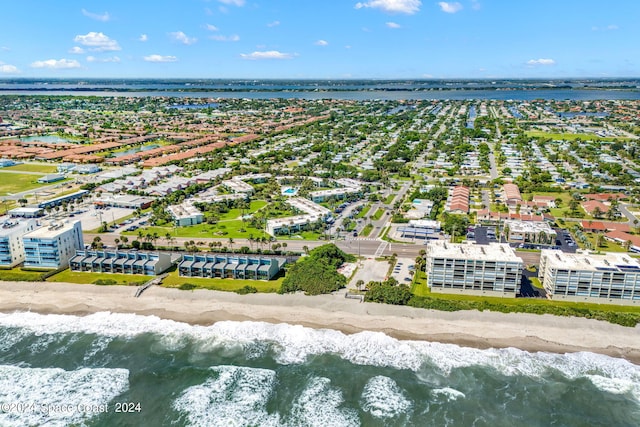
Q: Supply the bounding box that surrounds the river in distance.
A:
[1,79,640,100]
[1,88,640,101]
[0,311,638,426]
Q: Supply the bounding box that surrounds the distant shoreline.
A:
[1,281,639,365]
[1,86,638,93]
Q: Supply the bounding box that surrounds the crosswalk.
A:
[374,241,388,257]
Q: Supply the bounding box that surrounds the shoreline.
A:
[1,281,639,364]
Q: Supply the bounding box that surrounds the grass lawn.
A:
[126,220,270,240]
[361,223,374,237]
[582,233,629,253]
[530,277,543,289]
[0,172,63,196]
[411,271,640,314]
[47,269,149,286]
[384,194,395,204]
[162,270,281,293]
[526,131,632,142]
[372,208,384,221]
[355,204,371,219]
[218,200,268,221]
[2,163,58,173]
[279,230,324,241]
[0,267,52,281]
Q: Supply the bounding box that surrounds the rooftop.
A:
[427,241,522,262]
[541,250,640,272]
[23,221,80,239]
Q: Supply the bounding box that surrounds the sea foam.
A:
[0,365,128,427]
[361,376,412,419]
[287,376,359,427]
[174,365,280,427]
[1,311,639,400]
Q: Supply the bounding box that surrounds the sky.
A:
[0,0,638,79]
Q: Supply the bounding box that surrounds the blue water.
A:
[2,88,640,101]
[556,111,610,118]
[112,144,160,158]
[466,105,477,128]
[19,135,71,144]
[0,312,638,427]
[170,103,220,110]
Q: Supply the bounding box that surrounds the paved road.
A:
[84,232,427,259]
[488,143,499,180]
[619,204,639,225]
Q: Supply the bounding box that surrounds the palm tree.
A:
[302,245,309,255]
[592,206,603,219]
[228,237,234,253]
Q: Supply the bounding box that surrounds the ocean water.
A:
[0,312,638,427]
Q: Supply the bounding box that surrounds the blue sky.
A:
[0,0,638,79]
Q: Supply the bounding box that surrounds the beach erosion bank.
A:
[0,281,639,365]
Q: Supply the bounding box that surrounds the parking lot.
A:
[71,206,135,231]
[469,225,577,253]
[471,226,499,245]
[390,257,415,284]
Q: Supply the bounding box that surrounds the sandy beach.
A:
[1,281,639,364]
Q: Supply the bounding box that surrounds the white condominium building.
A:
[539,250,640,305]
[0,219,38,267]
[426,241,523,297]
[23,221,84,269]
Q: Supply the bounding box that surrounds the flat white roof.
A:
[23,221,80,239]
[504,220,556,234]
[541,250,640,272]
[428,241,522,263]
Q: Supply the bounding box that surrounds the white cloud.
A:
[240,50,294,60]
[0,63,19,74]
[81,8,110,22]
[593,24,619,31]
[314,39,329,46]
[354,0,421,14]
[139,34,148,42]
[210,34,240,42]
[143,54,177,63]
[30,59,81,69]
[170,31,197,45]
[438,2,463,13]
[218,0,245,6]
[471,0,481,10]
[526,58,555,66]
[0,46,10,52]
[267,20,280,27]
[86,56,121,63]
[74,32,121,51]
[205,24,219,31]
[386,21,401,28]
[69,46,85,54]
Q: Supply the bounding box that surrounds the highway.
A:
[84,232,426,259]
